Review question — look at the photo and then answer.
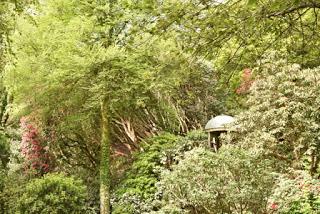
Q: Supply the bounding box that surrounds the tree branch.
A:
[267,2,320,18]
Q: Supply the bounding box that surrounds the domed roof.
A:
[205,115,235,132]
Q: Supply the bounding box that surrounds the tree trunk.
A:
[310,150,319,177]
[100,99,111,214]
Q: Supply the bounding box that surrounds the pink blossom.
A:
[19,117,50,176]
[270,203,278,210]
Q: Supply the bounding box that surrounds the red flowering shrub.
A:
[20,117,50,176]
[269,171,320,213]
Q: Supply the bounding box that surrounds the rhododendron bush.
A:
[269,171,320,213]
[151,60,320,214]
[156,147,275,214]
[228,59,320,175]
[20,117,50,176]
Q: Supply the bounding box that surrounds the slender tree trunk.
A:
[310,151,319,177]
[100,99,110,214]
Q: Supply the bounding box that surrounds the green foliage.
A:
[115,133,180,199]
[157,146,275,214]
[156,0,320,69]
[269,171,320,214]
[4,1,222,213]
[17,173,87,214]
[0,173,26,213]
[3,0,320,213]
[112,131,207,214]
[0,131,9,169]
[227,58,320,175]
[0,131,10,211]
[4,0,220,178]
[112,133,179,214]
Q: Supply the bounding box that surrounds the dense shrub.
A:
[115,133,180,198]
[112,133,180,214]
[112,130,207,214]
[17,173,87,214]
[228,60,320,175]
[0,173,26,213]
[157,146,275,214]
[269,171,320,214]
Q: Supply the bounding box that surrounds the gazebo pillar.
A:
[208,131,222,152]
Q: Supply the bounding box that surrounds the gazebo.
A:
[205,115,235,152]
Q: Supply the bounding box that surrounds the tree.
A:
[155,0,320,65]
[137,0,320,101]
[4,0,220,213]
[100,99,111,213]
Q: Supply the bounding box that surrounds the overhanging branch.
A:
[267,1,320,18]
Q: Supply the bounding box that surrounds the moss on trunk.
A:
[100,99,110,214]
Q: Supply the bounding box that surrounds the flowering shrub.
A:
[228,60,320,175]
[20,117,50,176]
[269,171,320,213]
